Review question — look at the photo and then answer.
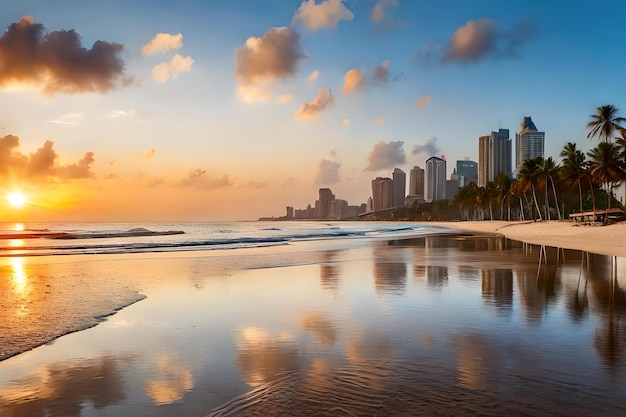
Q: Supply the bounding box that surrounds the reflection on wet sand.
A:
[0,355,134,417]
[2,234,626,416]
[209,234,626,416]
[144,351,194,405]
[236,327,299,388]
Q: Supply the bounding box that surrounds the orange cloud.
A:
[0,16,132,95]
[142,33,183,56]
[342,60,388,94]
[342,68,364,94]
[293,88,334,121]
[234,27,305,102]
[152,54,194,84]
[415,96,432,107]
[177,169,233,190]
[371,0,398,23]
[0,135,95,180]
[292,0,354,31]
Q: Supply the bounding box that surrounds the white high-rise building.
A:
[425,156,446,202]
[515,116,545,171]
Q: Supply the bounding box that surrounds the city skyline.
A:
[0,1,624,221]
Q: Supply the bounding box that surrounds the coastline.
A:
[431,220,626,258]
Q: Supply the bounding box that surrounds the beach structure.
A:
[515,116,545,171]
[425,156,446,201]
[478,129,512,186]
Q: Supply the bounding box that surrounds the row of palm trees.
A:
[452,105,626,221]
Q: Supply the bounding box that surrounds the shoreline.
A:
[430,220,626,258]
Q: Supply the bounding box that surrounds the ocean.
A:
[0,221,625,416]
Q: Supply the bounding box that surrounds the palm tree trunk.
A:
[577,179,583,212]
[587,175,596,215]
[550,176,562,220]
[532,184,543,221]
[545,183,551,221]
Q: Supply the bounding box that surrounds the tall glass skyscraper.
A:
[515,116,545,171]
[426,156,446,202]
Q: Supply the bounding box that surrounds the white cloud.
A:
[307,70,319,82]
[314,159,341,184]
[366,140,406,171]
[106,109,136,118]
[49,112,84,125]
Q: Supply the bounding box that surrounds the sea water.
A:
[0,222,625,416]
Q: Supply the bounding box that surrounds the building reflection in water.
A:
[373,261,407,295]
[319,251,340,290]
[481,269,513,311]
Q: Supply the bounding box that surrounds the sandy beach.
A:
[1,221,625,416]
[431,220,626,258]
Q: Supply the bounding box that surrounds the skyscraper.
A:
[456,159,478,186]
[392,168,406,207]
[371,177,393,211]
[409,166,425,200]
[478,135,490,187]
[425,156,446,202]
[315,188,335,219]
[515,116,545,171]
[478,128,512,186]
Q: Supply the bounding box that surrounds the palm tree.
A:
[587,141,626,210]
[586,105,626,142]
[453,182,479,220]
[517,157,543,221]
[493,172,512,220]
[560,142,588,213]
[509,180,526,220]
[536,157,562,220]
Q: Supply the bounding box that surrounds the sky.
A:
[0,0,625,222]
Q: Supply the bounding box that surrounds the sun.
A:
[7,192,27,208]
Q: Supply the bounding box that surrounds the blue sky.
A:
[0,0,625,221]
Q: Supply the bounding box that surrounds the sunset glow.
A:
[6,192,27,209]
[0,3,623,221]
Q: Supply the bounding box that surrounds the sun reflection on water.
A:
[11,257,31,316]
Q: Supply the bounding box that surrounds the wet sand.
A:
[1,228,626,416]
[431,220,626,257]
